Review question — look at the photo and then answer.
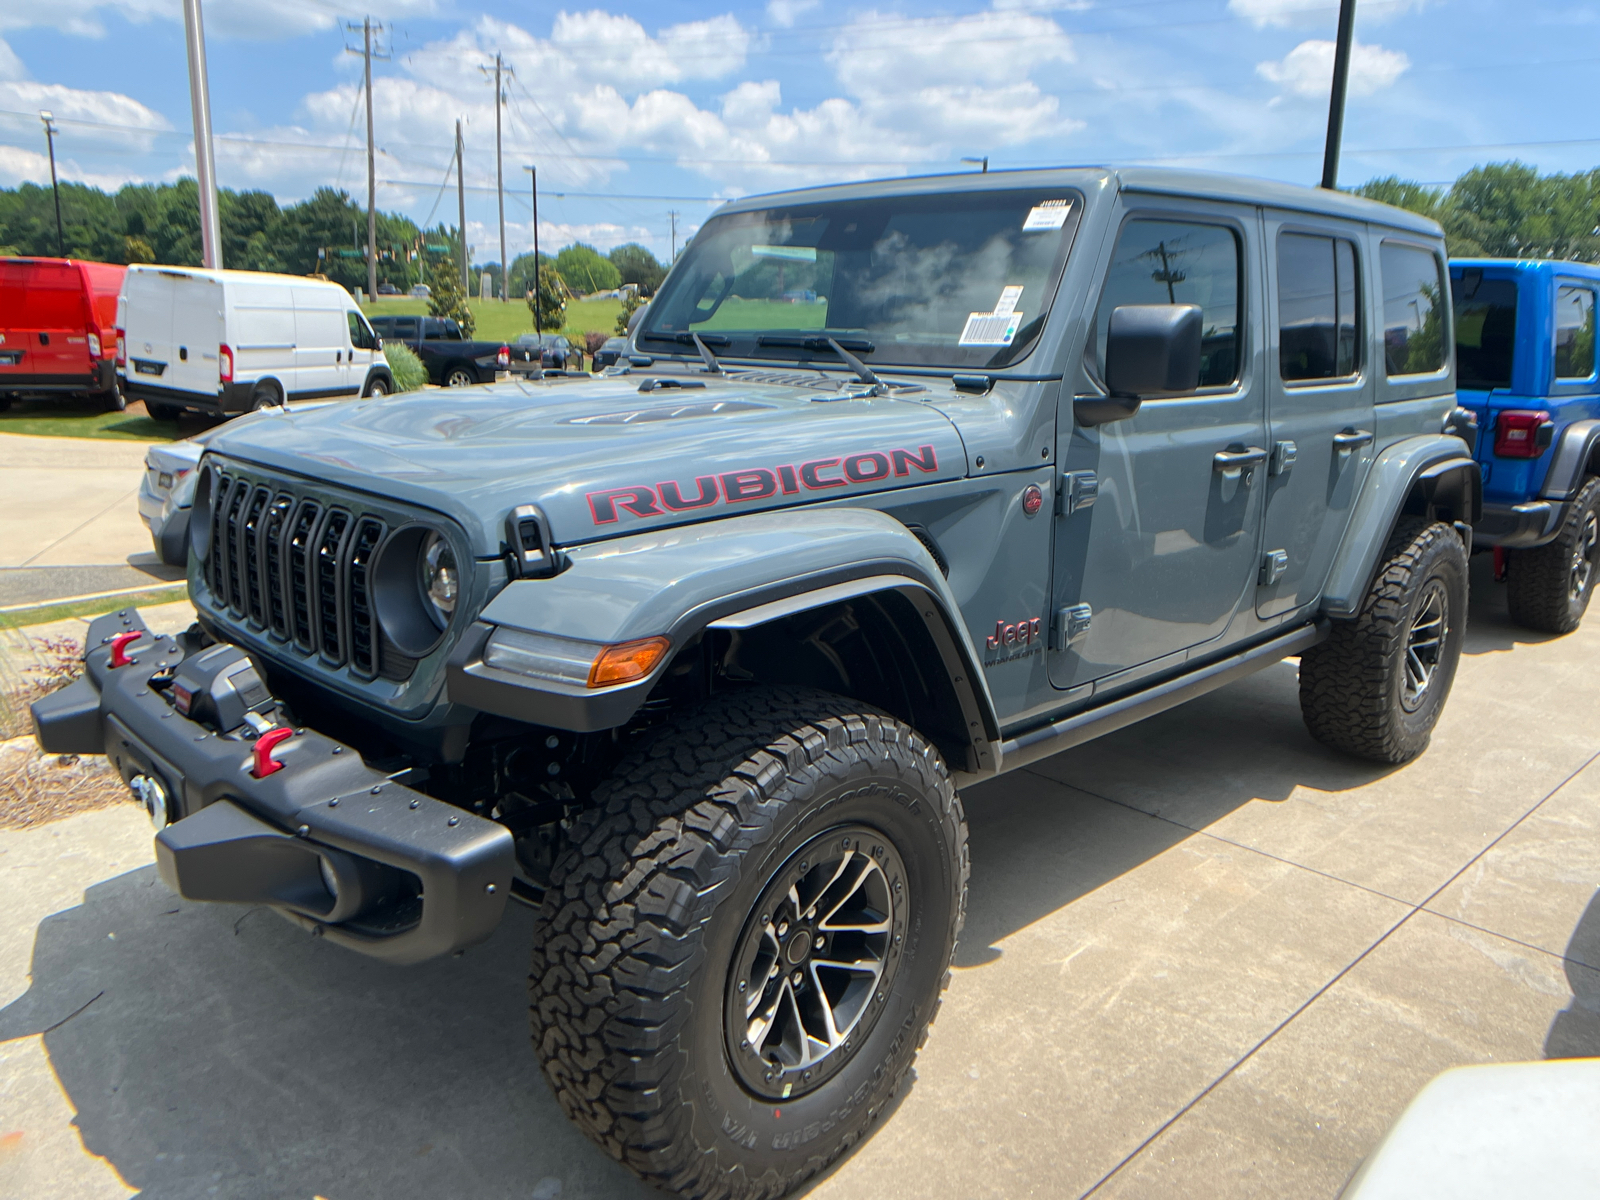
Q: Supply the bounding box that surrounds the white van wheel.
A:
[364,376,389,398]
[249,386,283,412]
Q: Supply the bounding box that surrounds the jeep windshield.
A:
[640,187,1084,371]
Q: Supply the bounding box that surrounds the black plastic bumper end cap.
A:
[31,674,104,756]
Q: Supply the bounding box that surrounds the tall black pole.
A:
[530,166,541,334]
[1320,0,1357,190]
[40,112,64,255]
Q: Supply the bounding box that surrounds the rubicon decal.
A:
[587,445,941,524]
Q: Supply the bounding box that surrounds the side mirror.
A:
[1079,304,1204,427]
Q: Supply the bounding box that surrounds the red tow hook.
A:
[251,727,295,778]
[109,631,145,668]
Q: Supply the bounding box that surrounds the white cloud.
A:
[0,77,170,156]
[0,34,25,80]
[1228,0,1426,29]
[766,0,819,27]
[1257,38,1410,99]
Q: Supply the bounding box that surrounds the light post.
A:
[182,0,223,267]
[39,111,64,255]
[523,164,540,334]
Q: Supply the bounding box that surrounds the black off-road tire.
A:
[1299,517,1467,763]
[1506,477,1600,635]
[529,688,968,1200]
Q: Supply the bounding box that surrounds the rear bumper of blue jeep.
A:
[29,608,513,965]
[1474,498,1568,549]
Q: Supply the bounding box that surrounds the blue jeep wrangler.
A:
[33,169,1479,1199]
[1451,258,1600,631]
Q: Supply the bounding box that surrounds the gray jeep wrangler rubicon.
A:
[33,168,1479,1199]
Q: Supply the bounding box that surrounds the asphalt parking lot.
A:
[2,548,1596,1200]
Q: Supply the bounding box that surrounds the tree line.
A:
[0,177,670,299]
[1354,162,1600,261]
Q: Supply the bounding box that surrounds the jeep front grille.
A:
[204,471,415,682]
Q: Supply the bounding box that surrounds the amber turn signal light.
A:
[587,636,671,688]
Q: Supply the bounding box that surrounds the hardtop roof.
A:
[713,166,1442,238]
[1451,257,1600,281]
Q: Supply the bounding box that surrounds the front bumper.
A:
[1474,498,1568,549]
[30,608,513,964]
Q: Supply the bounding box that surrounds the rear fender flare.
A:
[1539,419,1600,500]
[447,507,1001,770]
[1320,435,1482,620]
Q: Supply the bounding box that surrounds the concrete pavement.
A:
[0,556,1596,1199]
[0,435,179,608]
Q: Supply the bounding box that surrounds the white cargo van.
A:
[118,267,392,419]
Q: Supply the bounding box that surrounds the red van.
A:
[0,257,126,411]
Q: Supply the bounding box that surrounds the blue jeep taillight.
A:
[1493,410,1553,459]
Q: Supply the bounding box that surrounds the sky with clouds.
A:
[0,0,1594,265]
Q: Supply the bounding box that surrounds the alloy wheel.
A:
[1569,511,1598,603]
[725,824,905,1102]
[1400,579,1449,713]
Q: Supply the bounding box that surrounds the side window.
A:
[1096,219,1242,388]
[346,311,377,350]
[393,317,418,339]
[1277,232,1361,382]
[1451,273,1517,391]
[1379,241,1447,377]
[1555,285,1597,380]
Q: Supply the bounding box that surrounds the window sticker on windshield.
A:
[960,286,1025,346]
[751,245,817,262]
[1022,199,1073,231]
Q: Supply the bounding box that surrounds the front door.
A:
[1256,214,1375,618]
[1051,208,1268,691]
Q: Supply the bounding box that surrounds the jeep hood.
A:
[204,375,968,556]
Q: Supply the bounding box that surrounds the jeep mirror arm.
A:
[1077,304,1205,428]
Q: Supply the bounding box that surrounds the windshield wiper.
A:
[754,334,889,393]
[824,338,883,390]
[691,332,722,375]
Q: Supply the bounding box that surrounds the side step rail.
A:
[994,621,1329,775]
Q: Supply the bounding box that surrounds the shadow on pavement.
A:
[1462,553,1564,656]
[0,867,655,1200]
[1545,888,1600,1059]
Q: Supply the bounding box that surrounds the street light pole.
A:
[1320,0,1358,190]
[182,0,223,268]
[523,164,540,334]
[39,111,64,256]
[456,119,469,297]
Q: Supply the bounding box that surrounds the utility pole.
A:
[39,112,64,256]
[523,164,541,333]
[480,54,513,301]
[181,0,223,268]
[669,210,679,262]
[347,18,389,300]
[1320,0,1357,190]
[456,119,469,296]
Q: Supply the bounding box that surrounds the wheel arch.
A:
[1321,435,1482,620]
[1539,418,1600,500]
[446,507,1002,773]
[362,365,394,395]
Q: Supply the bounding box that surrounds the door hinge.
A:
[1056,471,1099,516]
[1260,549,1289,586]
[1050,603,1093,650]
[1270,440,1297,476]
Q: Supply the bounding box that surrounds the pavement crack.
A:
[41,990,104,1035]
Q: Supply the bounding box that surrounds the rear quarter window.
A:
[1379,241,1448,377]
[1555,285,1597,380]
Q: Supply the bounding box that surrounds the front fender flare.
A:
[1540,419,1600,501]
[446,506,1001,767]
[1320,435,1481,620]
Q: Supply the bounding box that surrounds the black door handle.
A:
[1332,428,1374,450]
[1213,446,1268,473]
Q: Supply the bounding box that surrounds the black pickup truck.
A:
[368,315,512,387]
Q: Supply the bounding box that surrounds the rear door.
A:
[1256,214,1376,618]
[166,273,225,396]
[0,260,89,381]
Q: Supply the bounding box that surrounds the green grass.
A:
[0,585,189,630]
[361,296,625,343]
[0,395,193,441]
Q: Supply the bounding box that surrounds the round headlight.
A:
[419,532,458,628]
